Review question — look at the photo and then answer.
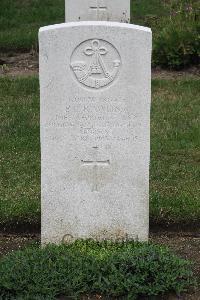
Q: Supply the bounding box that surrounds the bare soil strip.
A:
[0,52,199,79]
[0,52,38,77]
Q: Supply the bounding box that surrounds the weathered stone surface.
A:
[39,22,152,245]
[65,0,130,23]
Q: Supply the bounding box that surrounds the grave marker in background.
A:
[39,22,151,245]
[65,0,130,22]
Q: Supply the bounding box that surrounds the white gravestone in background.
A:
[39,22,152,245]
[65,0,130,23]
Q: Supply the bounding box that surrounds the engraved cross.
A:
[81,147,110,192]
[90,0,107,18]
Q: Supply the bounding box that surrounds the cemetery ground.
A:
[0,75,200,299]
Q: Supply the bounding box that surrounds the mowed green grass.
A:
[0,0,192,51]
[151,80,200,225]
[0,77,199,228]
[0,0,64,51]
[0,77,40,226]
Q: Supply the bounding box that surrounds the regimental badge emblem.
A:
[70,39,121,89]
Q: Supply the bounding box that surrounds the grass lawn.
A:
[0,0,197,51]
[0,0,64,51]
[0,77,199,229]
[0,77,40,227]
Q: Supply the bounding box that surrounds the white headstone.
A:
[65,0,130,23]
[39,22,152,245]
